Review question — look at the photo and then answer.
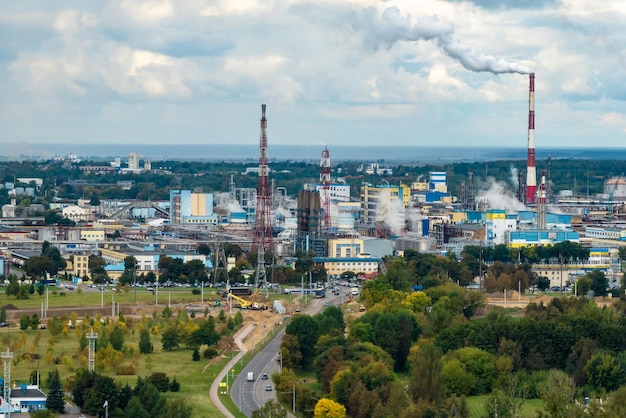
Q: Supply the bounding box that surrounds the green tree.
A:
[584,353,626,392]
[147,372,170,392]
[0,305,6,324]
[23,256,57,278]
[538,370,576,418]
[139,328,153,354]
[19,314,30,330]
[588,270,608,296]
[170,378,180,392]
[110,324,125,351]
[164,398,192,418]
[253,399,287,418]
[161,327,179,351]
[285,315,320,370]
[577,276,592,296]
[125,396,150,418]
[45,369,65,413]
[410,344,445,405]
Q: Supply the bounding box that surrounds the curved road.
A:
[227,291,346,417]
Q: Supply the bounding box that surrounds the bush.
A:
[115,364,137,375]
[203,346,218,359]
[148,372,170,392]
[191,289,201,295]
[170,378,181,392]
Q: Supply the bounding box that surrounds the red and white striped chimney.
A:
[525,73,536,204]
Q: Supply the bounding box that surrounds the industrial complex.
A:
[1,91,626,297]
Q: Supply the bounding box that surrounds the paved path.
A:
[209,324,255,418]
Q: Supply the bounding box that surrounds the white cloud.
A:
[2,0,626,147]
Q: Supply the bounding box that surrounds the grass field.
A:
[467,395,544,417]
[0,284,272,417]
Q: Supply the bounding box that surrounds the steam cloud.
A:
[352,6,531,75]
[477,177,527,211]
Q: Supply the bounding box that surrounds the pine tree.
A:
[45,369,65,413]
[139,328,153,354]
[110,324,125,351]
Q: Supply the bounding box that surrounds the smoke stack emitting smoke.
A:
[353,6,531,75]
[525,73,536,204]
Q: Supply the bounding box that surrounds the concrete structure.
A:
[169,190,218,224]
[98,243,212,276]
[7,385,47,414]
[62,204,97,223]
[128,152,140,170]
[604,177,626,201]
[429,172,447,193]
[526,73,537,204]
[508,230,579,248]
[314,256,379,279]
[80,229,105,242]
[328,237,363,258]
[360,184,410,224]
[72,254,90,279]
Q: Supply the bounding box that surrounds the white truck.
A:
[247,372,254,382]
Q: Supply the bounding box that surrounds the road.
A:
[228,290,345,417]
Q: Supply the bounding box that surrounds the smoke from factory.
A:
[352,6,530,74]
[477,177,527,212]
[510,165,519,189]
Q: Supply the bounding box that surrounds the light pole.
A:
[285,380,296,414]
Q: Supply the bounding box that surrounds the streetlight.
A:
[284,380,296,414]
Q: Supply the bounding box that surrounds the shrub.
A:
[148,372,170,392]
[170,378,181,392]
[191,289,201,295]
[115,364,137,375]
[203,346,218,359]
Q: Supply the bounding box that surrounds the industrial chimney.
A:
[525,73,536,204]
[537,170,546,229]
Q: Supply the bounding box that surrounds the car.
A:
[265,385,273,391]
[261,373,269,380]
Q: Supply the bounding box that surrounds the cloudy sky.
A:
[1,0,626,150]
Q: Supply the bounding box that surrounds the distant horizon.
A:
[4,143,626,163]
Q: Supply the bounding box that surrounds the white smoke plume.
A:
[477,177,527,212]
[510,165,519,189]
[214,192,243,213]
[352,6,531,74]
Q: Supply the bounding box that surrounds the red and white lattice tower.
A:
[253,104,273,254]
[320,146,331,228]
[525,73,537,204]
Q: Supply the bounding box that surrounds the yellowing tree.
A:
[314,398,346,418]
[402,291,431,313]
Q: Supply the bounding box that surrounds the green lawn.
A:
[0,284,225,310]
[467,395,544,418]
[0,300,258,417]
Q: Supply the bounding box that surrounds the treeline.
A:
[1,156,623,211]
[271,248,626,418]
[68,371,189,417]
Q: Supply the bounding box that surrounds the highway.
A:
[228,290,345,417]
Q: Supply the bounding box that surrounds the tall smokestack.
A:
[525,73,536,204]
[537,170,546,229]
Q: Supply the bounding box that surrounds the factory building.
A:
[169,190,218,224]
[508,230,579,248]
[604,177,626,201]
[360,183,410,224]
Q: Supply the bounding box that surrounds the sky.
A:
[1,0,626,150]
